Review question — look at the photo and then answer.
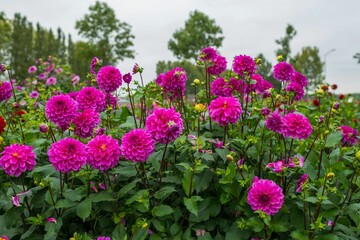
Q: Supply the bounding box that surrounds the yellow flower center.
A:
[100,144,106,151]
[223,101,228,109]
[12,152,19,157]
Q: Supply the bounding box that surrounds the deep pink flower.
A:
[247,178,284,215]
[86,135,121,171]
[266,161,284,173]
[207,55,227,75]
[296,174,309,193]
[48,138,87,173]
[286,82,305,101]
[73,109,101,138]
[282,113,312,140]
[71,75,80,85]
[28,65,37,74]
[90,57,101,73]
[12,195,21,207]
[47,217,57,223]
[0,144,36,177]
[293,72,308,87]
[273,62,295,82]
[229,77,245,94]
[0,64,6,72]
[145,107,184,144]
[97,66,122,93]
[156,73,165,86]
[265,111,283,134]
[39,123,49,133]
[157,68,187,100]
[199,47,218,61]
[120,129,155,162]
[45,95,77,130]
[208,96,242,126]
[106,93,118,110]
[0,82,12,102]
[123,73,132,84]
[261,107,271,116]
[210,77,233,97]
[339,126,358,147]
[46,77,57,86]
[233,55,256,77]
[38,73,48,80]
[76,87,106,112]
[97,237,111,240]
[29,90,40,99]
[67,91,78,100]
[132,63,143,75]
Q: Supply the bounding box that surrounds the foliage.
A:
[275,24,297,62]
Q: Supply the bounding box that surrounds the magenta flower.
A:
[0,144,36,177]
[0,81,12,102]
[265,111,283,134]
[261,107,271,117]
[145,107,184,144]
[207,55,227,75]
[71,75,80,85]
[97,237,111,240]
[199,47,218,61]
[232,55,256,77]
[39,123,49,133]
[48,138,87,173]
[45,95,77,130]
[229,77,245,94]
[157,67,187,100]
[76,87,106,112]
[209,97,242,126]
[46,77,57,86]
[123,73,132,84]
[106,93,118,110]
[282,113,312,140]
[28,65,37,74]
[38,73,48,80]
[296,174,309,193]
[67,91,78,100]
[47,217,57,223]
[73,109,101,138]
[247,178,284,215]
[293,72,308,87]
[12,195,21,207]
[286,81,305,101]
[86,135,121,171]
[132,63,143,75]
[211,77,233,97]
[339,126,358,147]
[29,90,40,99]
[90,57,101,73]
[273,62,295,82]
[97,66,122,93]
[120,129,155,162]
[266,161,284,173]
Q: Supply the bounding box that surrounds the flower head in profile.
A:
[282,113,312,140]
[296,174,309,193]
[73,109,101,138]
[120,129,155,162]
[28,65,37,74]
[106,93,118,110]
[145,107,184,144]
[207,55,227,75]
[0,81,12,102]
[265,111,283,134]
[132,63,143,74]
[247,178,284,215]
[232,54,256,77]
[339,126,358,147]
[273,62,295,82]
[45,95,77,130]
[48,138,87,173]
[208,96,242,126]
[0,144,36,177]
[76,87,106,112]
[86,135,121,171]
[97,66,122,93]
[123,72,132,84]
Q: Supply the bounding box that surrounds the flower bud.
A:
[0,64,6,72]
[332,102,340,110]
[277,55,284,62]
[326,172,335,180]
[39,123,49,133]
[356,150,360,161]
[331,84,338,90]
[226,155,234,162]
[123,73,132,84]
[316,89,324,97]
[194,103,206,112]
[12,102,19,108]
[193,79,201,85]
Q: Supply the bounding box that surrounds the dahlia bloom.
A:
[293,72,308,87]
[123,72,132,84]
[286,82,305,101]
[39,123,49,133]
[0,116,6,134]
[157,68,187,99]
[29,90,40,99]
[247,178,284,215]
[266,161,284,173]
[282,113,312,140]
[106,93,118,110]
[120,129,155,162]
[207,55,227,75]
[273,62,295,82]
[0,82,12,102]
[48,138,87,173]
[265,111,283,134]
[145,107,184,144]
[210,77,233,97]
[71,75,80,85]
[46,77,57,86]
[233,55,256,77]
[76,87,106,112]
[296,174,309,193]
[90,57,101,73]
[261,107,271,117]
[97,66,122,93]
[229,77,245,94]
[45,95,77,130]
[38,73,48,80]
[28,65,37,74]
[73,109,101,138]
[199,47,218,61]
[0,144,36,177]
[86,135,121,171]
[97,237,111,240]
[67,91,78,100]
[339,126,358,147]
[208,97,242,126]
[132,63,143,74]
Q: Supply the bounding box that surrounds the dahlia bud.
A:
[261,107,271,116]
[326,172,335,180]
[95,128,105,136]
[321,85,329,91]
[319,116,325,123]
[331,84,338,90]
[123,73,132,84]
[332,102,340,110]
[237,159,245,168]
[255,58,262,66]
[226,155,234,161]
[193,79,201,85]
[0,136,4,145]
[316,89,324,97]
[39,123,49,133]
[277,55,284,62]
[0,64,6,72]
[12,102,19,108]
[356,150,360,161]
[132,63,143,74]
[194,103,206,112]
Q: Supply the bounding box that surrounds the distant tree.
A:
[0,12,12,64]
[275,24,297,61]
[168,10,224,61]
[354,53,360,63]
[75,1,135,65]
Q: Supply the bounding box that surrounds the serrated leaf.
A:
[183,196,203,217]
[118,179,140,198]
[182,171,194,197]
[325,131,342,148]
[154,186,176,200]
[152,205,174,217]
[89,191,115,202]
[76,198,92,221]
[152,219,165,232]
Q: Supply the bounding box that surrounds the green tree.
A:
[354,53,360,63]
[75,1,135,65]
[0,12,12,64]
[275,24,297,61]
[168,10,224,61]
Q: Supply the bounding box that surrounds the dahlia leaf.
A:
[183,196,203,217]
[76,198,92,221]
[152,205,174,217]
[182,171,194,197]
[169,222,180,236]
[154,186,176,200]
[325,131,342,148]
[89,192,115,203]
[118,179,140,198]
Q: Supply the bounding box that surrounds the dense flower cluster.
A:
[293,72,308,87]
[48,138,87,173]
[339,125,358,146]
[0,82,12,102]
[146,107,184,144]
[282,113,312,140]
[232,54,256,77]
[247,177,284,215]
[265,111,283,134]
[86,135,121,171]
[76,87,106,112]
[120,129,155,162]
[286,81,305,101]
[207,55,227,75]
[0,144,36,177]
[45,95,77,130]
[208,97,242,126]
[210,78,234,97]
[97,66,122,93]
[273,62,295,82]
[156,67,187,99]
[73,109,101,138]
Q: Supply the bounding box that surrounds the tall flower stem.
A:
[223,125,228,145]
[156,138,170,189]
[127,84,137,128]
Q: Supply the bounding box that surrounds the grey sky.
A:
[2,0,360,93]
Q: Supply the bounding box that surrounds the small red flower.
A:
[312,99,320,107]
[0,116,6,134]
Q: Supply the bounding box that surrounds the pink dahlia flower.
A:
[293,72,308,87]
[45,95,77,130]
[247,178,284,215]
[265,111,283,134]
[207,55,227,75]
[0,82,12,102]
[29,91,40,99]
[210,77,233,97]
[48,138,87,173]
[199,47,218,61]
[0,144,36,177]
[97,237,111,240]
[120,129,155,162]
[229,77,245,94]
[73,109,101,138]
[86,135,121,171]
[282,113,312,140]
[273,62,295,82]
[266,161,284,173]
[232,54,256,77]
[97,66,122,93]
[106,93,118,110]
[46,77,57,86]
[28,65,37,74]
[286,81,305,101]
[157,67,187,100]
[76,87,106,112]
[123,72,132,84]
[296,174,309,193]
[339,126,358,147]
[208,96,242,126]
[146,107,184,144]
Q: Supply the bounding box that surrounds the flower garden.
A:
[0,47,359,240]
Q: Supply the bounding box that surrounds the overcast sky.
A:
[2,0,360,93]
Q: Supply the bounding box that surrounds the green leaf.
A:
[76,198,92,221]
[56,199,77,208]
[89,191,115,202]
[194,169,214,194]
[247,217,264,232]
[215,148,229,163]
[63,188,85,202]
[118,179,140,198]
[152,219,165,232]
[325,131,342,148]
[177,162,192,171]
[169,222,180,236]
[112,224,128,240]
[152,205,174,217]
[154,186,176,200]
[305,196,319,204]
[314,234,339,240]
[183,196,203,216]
[182,171,194,197]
